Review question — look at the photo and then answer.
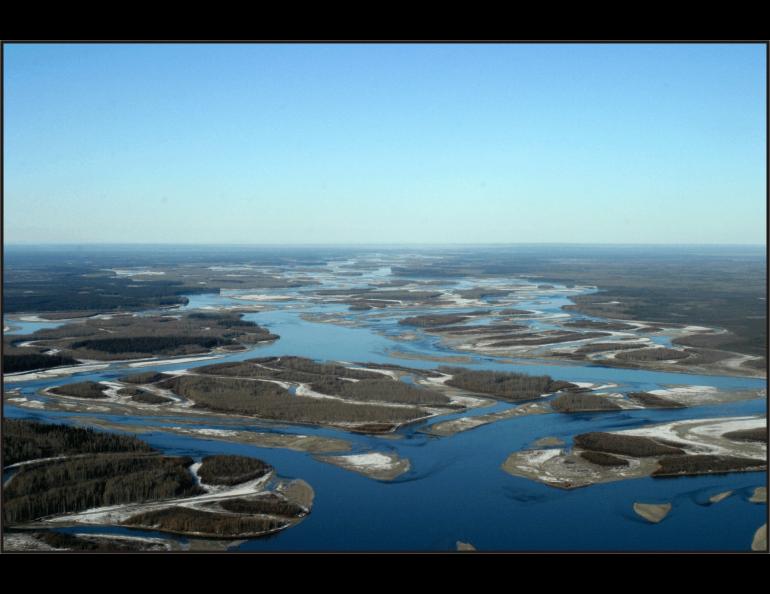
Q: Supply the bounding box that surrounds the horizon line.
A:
[4,242,767,248]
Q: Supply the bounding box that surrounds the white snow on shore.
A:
[333,453,399,471]
[3,363,109,382]
[128,355,222,368]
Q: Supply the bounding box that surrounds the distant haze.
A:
[4,43,767,245]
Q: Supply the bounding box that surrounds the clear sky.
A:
[3,43,766,245]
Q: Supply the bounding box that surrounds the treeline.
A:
[439,367,575,401]
[3,419,153,466]
[574,342,644,355]
[563,320,637,331]
[3,270,210,314]
[488,331,608,348]
[198,455,273,486]
[70,335,229,354]
[626,392,686,409]
[197,357,385,382]
[399,314,470,328]
[160,375,425,426]
[550,393,621,413]
[117,387,172,404]
[4,453,203,524]
[219,494,305,517]
[3,353,79,374]
[653,454,766,477]
[723,428,766,443]
[573,432,685,458]
[123,506,286,537]
[119,371,170,384]
[50,381,108,399]
[29,531,148,552]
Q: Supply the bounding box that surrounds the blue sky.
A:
[3,43,766,244]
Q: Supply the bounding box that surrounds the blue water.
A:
[3,281,767,552]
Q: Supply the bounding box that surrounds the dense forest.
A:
[439,367,575,401]
[2,352,80,374]
[197,455,273,486]
[550,393,621,413]
[219,494,305,517]
[653,454,766,476]
[626,392,686,409]
[4,452,203,523]
[573,432,686,457]
[399,314,471,328]
[49,381,108,399]
[15,312,278,360]
[117,387,173,404]
[70,335,229,354]
[119,371,171,384]
[3,419,152,466]
[122,506,286,537]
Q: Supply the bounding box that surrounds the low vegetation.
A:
[159,374,427,429]
[579,451,629,467]
[615,348,690,362]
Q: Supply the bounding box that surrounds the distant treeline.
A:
[3,353,79,374]
[615,348,690,362]
[70,335,229,354]
[399,314,470,328]
[3,270,211,314]
[3,419,152,466]
[439,367,575,401]
[119,371,171,384]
